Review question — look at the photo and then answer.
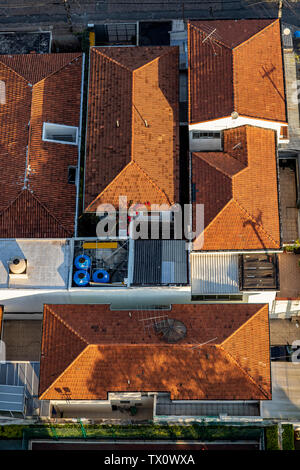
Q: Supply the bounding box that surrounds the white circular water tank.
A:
[9,257,26,274]
[231,111,239,119]
[283,28,291,36]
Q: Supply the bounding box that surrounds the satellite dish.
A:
[154,318,187,343]
[283,28,291,36]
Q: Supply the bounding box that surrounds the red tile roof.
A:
[0,53,83,237]
[188,19,286,123]
[84,46,179,212]
[192,125,280,250]
[39,303,271,401]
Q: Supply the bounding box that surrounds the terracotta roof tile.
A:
[192,125,280,250]
[188,19,286,123]
[0,53,83,237]
[84,46,179,211]
[39,303,271,401]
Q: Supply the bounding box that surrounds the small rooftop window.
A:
[68,166,77,184]
[42,122,78,145]
[192,131,221,139]
[0,80,5,105]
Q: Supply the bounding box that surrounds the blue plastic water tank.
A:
[92,269,110,283]
[73,270,90,286]
[74,254,91,270]
[294,31,300,38]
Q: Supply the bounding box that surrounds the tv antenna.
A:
[199,24,223,56]
[189,336,218,350]
[136,309,169,333]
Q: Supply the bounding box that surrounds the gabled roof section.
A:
[0,53,83,238]
[188,19,286,123]
[192,125,280,251]
[39,303,271,401]
[84,46,179,212]
[86,161,171,211]
[0,190,70,238]
[0,53,81,84]
[39,305,88,396]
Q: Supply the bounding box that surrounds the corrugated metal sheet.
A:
[133,240,162,285]
[191,253,240,294]
[133,240,187,285]
[0,362,41,416]
[161,240,187,284]
[0,384,25,412]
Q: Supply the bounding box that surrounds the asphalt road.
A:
[0,0,299,31]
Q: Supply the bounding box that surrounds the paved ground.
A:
[261,362,300,419]
[279,163,299,243]
[2,320,42,360]
[277,252,300,298]
[0,1,299,39]
[270,318,300,344]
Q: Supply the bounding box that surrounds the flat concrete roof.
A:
[0,239,71,289]
[261,362,300,419]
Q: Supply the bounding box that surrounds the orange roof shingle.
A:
[84,46,180,212]
[188,19,286,124]
[0,53,83,237]
[192,125,280,250]
[39,303,271,401]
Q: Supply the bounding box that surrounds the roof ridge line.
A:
[220,346,271,399]
[85,160,172,211]
[134,47,176,72]
[200,198,234,235]
[44,305,90,346]
[25,189,71,236]
[36,53,82,84]
[131,160,172,204]
[232,198,280,247]
[233,18,278,51]
[0,189,25,216]
[221,305,268,347]
[194,151,245,178]
[0,53,82,85]
[85,161,134,211]
[92,47,133,73]
[188,22,230,50]
[40,343,91,400]
[0,59,31,84]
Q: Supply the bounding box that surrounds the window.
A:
[42,122,78,145]
[68,166,77,184]
[192,131,221,139]
[191,294,243,301]
[280,126,288,140]
[0,81,5,105]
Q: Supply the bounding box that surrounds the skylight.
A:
[42,122,78,145]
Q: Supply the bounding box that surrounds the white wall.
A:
[189,115,288,152]
[247,291,277,310]
[0,286,192,313]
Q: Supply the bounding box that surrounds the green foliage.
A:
[0,423,264,444]
[265,425,280,450]
[284,240,300,253]
[282,424,295,451]
[0,425,23,440]
[19,423,262,442]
